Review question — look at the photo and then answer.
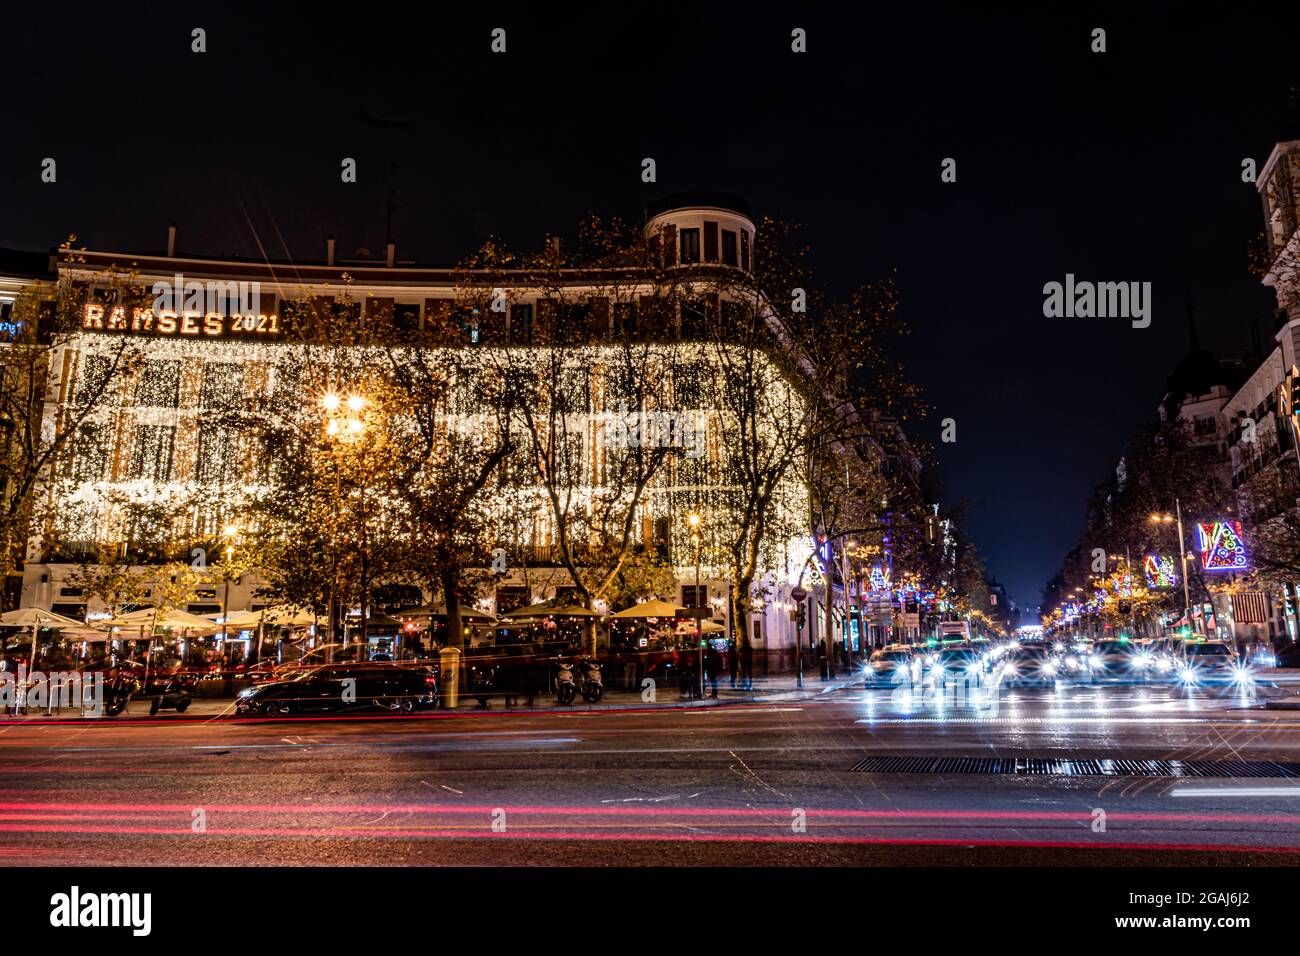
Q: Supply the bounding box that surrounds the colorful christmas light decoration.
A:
[1143,553,1178,589]
[1196,520,1248,572]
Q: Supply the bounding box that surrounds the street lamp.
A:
[687,512,703,698]
[220,523,239,656]
[1149,499,1194,637]
[320,390,370,659]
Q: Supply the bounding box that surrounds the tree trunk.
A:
[733,576,754,688]
[442,563,463,650]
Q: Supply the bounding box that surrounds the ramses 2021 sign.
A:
[81,275,280,338]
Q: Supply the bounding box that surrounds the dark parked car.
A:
[236,664,437,715]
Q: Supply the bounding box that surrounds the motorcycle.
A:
[144,674,193,716]
[556,658,603,705]
[102,672,140,716]
[468,663,496,707]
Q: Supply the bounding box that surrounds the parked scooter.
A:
[103,669,142,716]
[555,658,603,705]
[468,663,496,707]
[145,674,193,716]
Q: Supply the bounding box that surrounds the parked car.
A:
[236,663,437,715]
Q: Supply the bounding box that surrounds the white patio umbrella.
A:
[610,599,687,619]
[0,607,85,668]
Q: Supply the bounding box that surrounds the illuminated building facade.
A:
[6,198,832,666]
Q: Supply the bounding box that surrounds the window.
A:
[614,302,639,338]
[394,303,420,333]
[135,360,182,409]
[65,422,109,483]
[127,425,175,481]
[721,230,738,266]
[680,228,701,265]
[454,307,482,345]
[195,427,237,485]
[510,304,533,344]
[681,297,708,339]
[200,363,244,411]
[0,301,18,342]
[682,585,707,608]
[497,586,529,614]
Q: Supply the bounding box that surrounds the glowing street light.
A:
[1149,499,1194,636]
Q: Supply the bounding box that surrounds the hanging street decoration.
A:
[1196,520,1248,572]
[1142,553,1178,589]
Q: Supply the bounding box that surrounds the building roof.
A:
[645,192,752,220]
[0,248,56,280]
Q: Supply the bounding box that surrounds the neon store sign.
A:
[1196,520,1248,572]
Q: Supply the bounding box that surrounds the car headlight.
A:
[1088,655,1102,669]
[1179,668,1198,685]
[1230,665,1254,684]
[1042,662,1056,676]
[1066,657,1080,671]
[1156,657,1173,670]
[1134,655,1152,669]
[238,687,256,697]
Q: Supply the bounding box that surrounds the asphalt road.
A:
[3,678,1299,865]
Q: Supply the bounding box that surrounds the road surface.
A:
[2,678,1298,865]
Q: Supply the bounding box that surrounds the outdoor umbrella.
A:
[502,601,600,619]
[104,608,218,632]
[610,599,688,619]
[675,620,725,634]
[220,605,318,629]
[0,607,86,668]
[397,603,497,623]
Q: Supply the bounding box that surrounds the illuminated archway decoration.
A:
[1142,553,1178,589]
[1196,520,1248,572]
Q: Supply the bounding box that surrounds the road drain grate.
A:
[849,756,1300,778]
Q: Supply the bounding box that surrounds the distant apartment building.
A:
[1219,140,1300,643]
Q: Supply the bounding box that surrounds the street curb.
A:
[1263,697,1300,710]
[0,677,865,725]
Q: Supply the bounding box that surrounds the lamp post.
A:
[322,391,367,660]
[688,512,703,698]
[1150,500,1194,637]
[220,523,239,658]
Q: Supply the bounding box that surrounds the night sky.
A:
[4,4,1299,613]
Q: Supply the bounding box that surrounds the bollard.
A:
[439,646,461,709]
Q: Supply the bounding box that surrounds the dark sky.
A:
[4,4,1299,612]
